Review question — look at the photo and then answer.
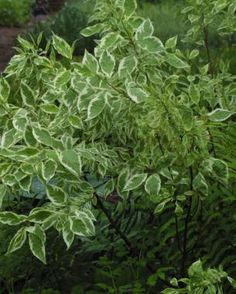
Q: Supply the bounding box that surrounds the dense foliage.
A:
[0,0,236,292]
[0,0,34,26]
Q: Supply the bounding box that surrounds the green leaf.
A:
[124,173,147,191]
[27,224,46,243]
[59,150,81,177]
[2,174,17,186]
[165,36,178,49]
[41,215,57,231]
[124,0,137,18]
[74,211,95,235]
[18,37,34,50]
[52,34,72,59]
[166,53,189,69]
[207,108,234,122]
[145,174,161,195]
[137,36,164,53]
[69,216,87,236]
[28,209,53,224]
[117,169,130,199]
[0,212,26,225]
[99,50,116,77]
[154,201,166,214]
[189,84,200,104]
[12,147,39,161]
[54,69,71,88]
[32,124,63,149]
[24,127,38,147]
[188,260,203,277]
[20,82,35,107]
[175,202,183,216]
[19,175,32,192]
[81,23,104,37]
[87,92,107,120]
[62,220,74,249]
[135,19,154,40]
[0,78,10,101]
[82,50,99,73]
[212,158,228,183]
[7,227,27,254]
[28,231,46,264]
[193,172,208,195]
[103,179,115,198]
[41,159,57,182]
[99,32,122,49]
[178,105,193,131]
[13,109,28,133]
[189,49,199,59]
[0,184,7,208]
[40,103,59,114]
[127,82,148,103]
[1,129,21,148]
[68,115,83,129]
[0,163,11,177]
[46,185,68,206]
[32,124,52,145]
[118,55,138,78]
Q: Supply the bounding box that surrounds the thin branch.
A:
[95,193,133,250]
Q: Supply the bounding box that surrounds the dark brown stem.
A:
[95,194,133,250]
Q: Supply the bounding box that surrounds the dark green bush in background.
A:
[26,0,95,55]
[0,0,35,26]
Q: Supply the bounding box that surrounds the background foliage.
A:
[0,0,35,26]
[26,0,96,55]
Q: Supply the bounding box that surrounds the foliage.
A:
[0,0,236,292]
[26,0,95,55]
[0,0,35,26]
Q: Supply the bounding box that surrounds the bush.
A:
[26,0,95,55]
[0,0,34,26]
[0,0,236,292]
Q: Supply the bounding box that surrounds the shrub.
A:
[0,0,236,292]
[0,0,34,26]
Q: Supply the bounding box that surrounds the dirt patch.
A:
[0,27,24,72]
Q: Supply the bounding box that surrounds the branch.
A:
[95,193,133,250]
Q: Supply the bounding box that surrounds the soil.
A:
[0,27,23,72]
